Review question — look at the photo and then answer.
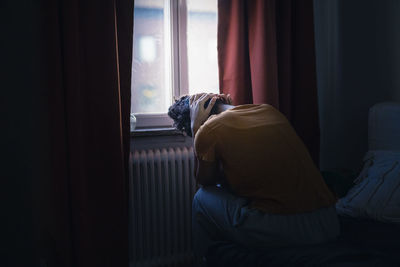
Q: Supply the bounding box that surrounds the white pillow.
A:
[336,150,400,223]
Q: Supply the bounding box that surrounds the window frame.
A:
[132,0,190,130]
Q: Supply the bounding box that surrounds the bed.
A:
[206,215,400,266]
[204,102,400,266]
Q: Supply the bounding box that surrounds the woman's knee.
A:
[193,186,218,213]
[192,187,206,207]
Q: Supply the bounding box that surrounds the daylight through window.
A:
[131,0,219,128]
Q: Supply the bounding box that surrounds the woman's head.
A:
[168,95,192,136]
[168,94,225,137]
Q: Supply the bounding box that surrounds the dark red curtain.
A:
[218,0,320,165]
[39,0,133,266]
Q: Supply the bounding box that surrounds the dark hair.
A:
[168,95,224,137]
[168,96,192,136]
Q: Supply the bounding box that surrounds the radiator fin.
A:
[130,147,196,267]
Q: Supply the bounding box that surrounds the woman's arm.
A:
[189,93,231,186]
[194,157,219,186]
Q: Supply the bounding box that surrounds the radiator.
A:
[129,146,197,267]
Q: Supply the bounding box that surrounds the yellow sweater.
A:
[194,104,336,214]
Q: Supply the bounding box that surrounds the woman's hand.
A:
[189,93,218,137]
[217,93,233,105]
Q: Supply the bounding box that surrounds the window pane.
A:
[131,0,171,114]
[187,0,219,95]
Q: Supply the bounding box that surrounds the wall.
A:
[2,1,50,266]
[314,0,400,172]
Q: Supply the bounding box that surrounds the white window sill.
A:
[131,127,183,137]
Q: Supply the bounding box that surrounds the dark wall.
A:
[314,0,400,172]
[2,1,50,266]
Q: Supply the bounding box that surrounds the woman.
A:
[168,93,339,261]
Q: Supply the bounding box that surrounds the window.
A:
[131,0,219,129]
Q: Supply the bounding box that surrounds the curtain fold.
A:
[40,0,133,266]
[218,0,320,165]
